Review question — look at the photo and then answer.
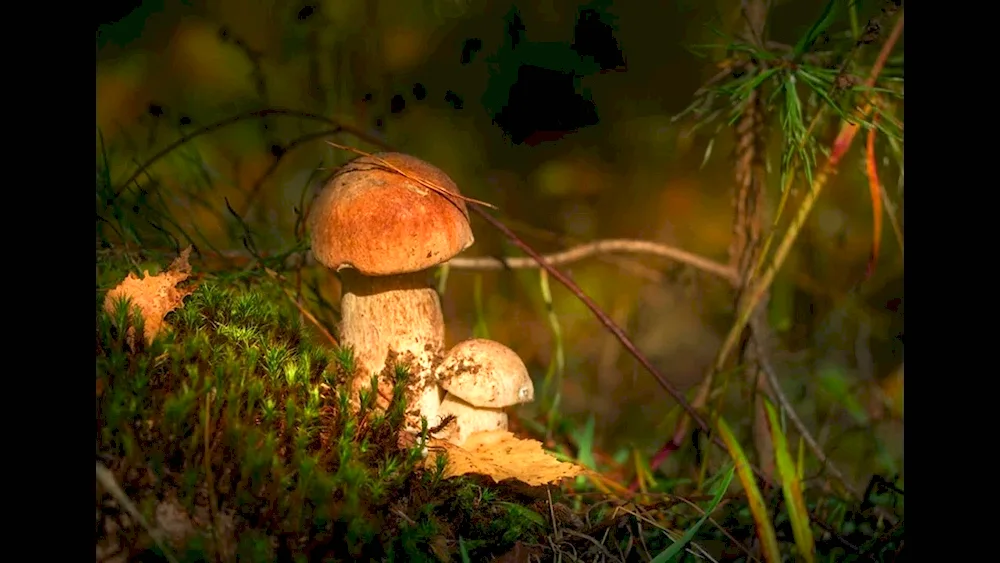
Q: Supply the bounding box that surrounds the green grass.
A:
[96,254,549,562]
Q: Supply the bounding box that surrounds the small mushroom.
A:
[307,152,474,433]
[435,338,535,446]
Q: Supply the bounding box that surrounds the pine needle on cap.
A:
[325,142,499,210]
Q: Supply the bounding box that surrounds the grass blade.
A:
[458,537,472,563]
[633,447,656,493]
[96,462,180,563]
[737,67,780,98]
[472,274,490,339]
[652,464,735,562]
[717,416,781,563]
[794,0,839,56]
[765,400,816,563]
[797,435,806,480]
[797,70,850,121]
[539,269,565,430]
[574,414,597,470]
[780,75,815,189]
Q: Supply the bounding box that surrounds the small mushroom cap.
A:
[307,153,474,276]
[436,339,534,408]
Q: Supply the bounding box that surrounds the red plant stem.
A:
[633,10,904,494]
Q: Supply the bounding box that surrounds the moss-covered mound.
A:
[96,256,549,562]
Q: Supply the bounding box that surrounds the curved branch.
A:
[241,128,343,217]
[447,239,737,283]
[113,108,387,198]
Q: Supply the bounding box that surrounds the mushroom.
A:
[435,338,535,446]
[307,152,474,433]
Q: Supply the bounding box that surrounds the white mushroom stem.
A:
[438,395,509,446]
[339,269,443,433]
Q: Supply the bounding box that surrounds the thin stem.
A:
[113,108,386,198]
[469,205,778,487]
[96,462,181,563]
[749,314,862,499]
[468,206,713,435]
[203,390,225,562]
[264,267,339,347]
[241,128,344,218]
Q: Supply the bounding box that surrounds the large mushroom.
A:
[307,152,474,433]
[435,338,535,446]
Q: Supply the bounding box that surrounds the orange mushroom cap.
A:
[308,152,475,276]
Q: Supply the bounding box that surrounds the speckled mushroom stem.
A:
[306,152,475,438]
[339,269,444,432]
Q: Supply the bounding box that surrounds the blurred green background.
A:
[97,0,902,482]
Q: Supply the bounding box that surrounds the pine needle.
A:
[325,142,499,210]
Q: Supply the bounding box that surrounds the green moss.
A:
[96,260,547,562]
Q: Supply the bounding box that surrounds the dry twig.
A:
[96,462,180,563]
[748,313,863,499]
[113,108,387,198]
[325,142,499,209]
[447,238,736,282]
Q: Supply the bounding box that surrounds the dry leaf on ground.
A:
[103,247,196,344]
[427,430,585,486]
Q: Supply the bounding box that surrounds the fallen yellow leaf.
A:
[103,247,196,345]
[427,430,585,487]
